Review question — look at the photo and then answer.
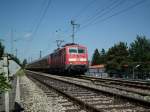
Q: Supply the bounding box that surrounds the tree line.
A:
[91,35,150,79]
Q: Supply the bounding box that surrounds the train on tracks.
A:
[26,43,88,74]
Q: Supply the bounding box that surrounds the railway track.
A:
[60,75,150,103]
[26,70,150,112]
[27,75,86,112]
[80,76,150,89]
[77,76,150,96]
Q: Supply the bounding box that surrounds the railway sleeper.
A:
[27,71,150,111]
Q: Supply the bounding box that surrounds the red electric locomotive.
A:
[26,43,88,74]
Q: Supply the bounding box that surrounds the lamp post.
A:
[133,64,140,79]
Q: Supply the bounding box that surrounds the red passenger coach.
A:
[26,43,88,74]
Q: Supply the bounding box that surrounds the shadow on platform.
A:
[13,102,24,112]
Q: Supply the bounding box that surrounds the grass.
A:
[16,69,26,76]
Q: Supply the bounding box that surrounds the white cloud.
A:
[24,32,32,38]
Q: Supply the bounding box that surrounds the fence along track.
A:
[26,70,150,112]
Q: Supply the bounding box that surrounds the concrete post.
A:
[3,55,9,112]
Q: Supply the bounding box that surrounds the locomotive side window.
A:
[78,48,85,53]
[69,48,77,53]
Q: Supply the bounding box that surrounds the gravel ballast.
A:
[20,75,53,112]
[20,75,86,112]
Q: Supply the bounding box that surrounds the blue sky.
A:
[0,0,150,62]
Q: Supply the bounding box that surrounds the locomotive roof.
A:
[62,43,78,47]
[27,43,87,65]
[62,43,86,48]
[27,54,50,65]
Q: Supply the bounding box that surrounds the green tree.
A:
[99,48,106,64]
[106,42,129,77]
[129,35,150,77]
[0,41,4,58]
[101,48,105,55]
[0,73,11,93]
[91,48,101,65]
[22,59,27,68]
[129,35,150,62]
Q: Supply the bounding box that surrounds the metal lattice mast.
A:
[71,20,79,43]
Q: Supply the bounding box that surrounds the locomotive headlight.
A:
[80,58,87,61]
[69,58,76,61]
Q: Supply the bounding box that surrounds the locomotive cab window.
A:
[78,48,85,53]
[69,48,77,53]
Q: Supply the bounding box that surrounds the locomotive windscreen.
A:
[69,48,86,54]
[69,48,77,53]
[78,48,85,53]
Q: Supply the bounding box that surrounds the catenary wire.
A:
[79,0,147,31]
